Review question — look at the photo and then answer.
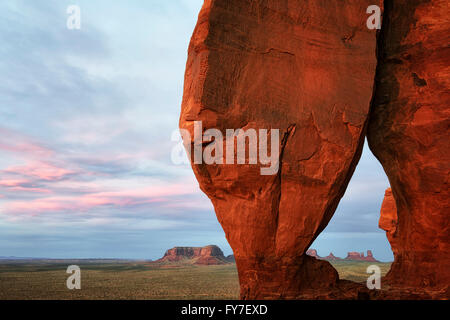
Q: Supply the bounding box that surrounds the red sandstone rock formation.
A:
[368,0,450,293]
[346,252,361,260]
[306,250,377,261]
[379,188,398,256]
[180,0,381,299]
[345,250,378,262]
[323,253,342,261]
[306,249,320,259]
[158,247,199,263]
[156,245,229,265]
[365,250,376,262]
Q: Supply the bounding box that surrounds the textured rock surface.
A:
[368,0,450,293]
[180,0,381,299]
[156,245,229,265]
[379,188,399,256]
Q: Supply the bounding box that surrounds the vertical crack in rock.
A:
[274,124,296,243]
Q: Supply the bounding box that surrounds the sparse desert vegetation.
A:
[0,260,391,300]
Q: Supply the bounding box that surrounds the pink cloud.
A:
[0,128,74,188]
[8,186,51,193]
[0,179,30,187]
[2,161,75,181]
[4,197,73,214]
[0,126,205,219]
[1,180,200,216]
[0,127,53,157]
[0,178,51,194]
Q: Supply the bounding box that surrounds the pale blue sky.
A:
[0,1,393,261]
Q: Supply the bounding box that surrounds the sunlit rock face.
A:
[157,245,229,265]
[369,0,450,295]
[180,0,380,299]
[379,188,398,256]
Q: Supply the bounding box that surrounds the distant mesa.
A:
[306,249,378,262]
[324,253,342,261]
[345,250,378,262]
[156,246,379,266]
[155,245,233,265]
